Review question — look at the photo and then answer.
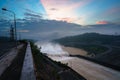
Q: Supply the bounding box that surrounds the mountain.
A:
[54,33,120,45]
[53,33,120,67]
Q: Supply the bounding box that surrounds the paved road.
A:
[0,42,16,57]
[50,56,120,80]
[0,44,23,76]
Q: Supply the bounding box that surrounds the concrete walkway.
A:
[20,43,36,80]
[0,44,23,76]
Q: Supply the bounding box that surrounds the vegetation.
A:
[30,41,61,80]
[54,33,120,45]
[53,33,120,56]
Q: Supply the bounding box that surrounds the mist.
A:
[36,42,68,56]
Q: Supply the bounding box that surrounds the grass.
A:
[30,41,61,80]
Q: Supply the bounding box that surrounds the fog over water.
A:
[36,42,73,61]
[36,42,68,56]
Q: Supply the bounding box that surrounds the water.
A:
[35,42,72,61]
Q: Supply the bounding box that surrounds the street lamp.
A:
[2,8,17,48]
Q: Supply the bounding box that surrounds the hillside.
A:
[54,33,120,45]
[53,33,120,67]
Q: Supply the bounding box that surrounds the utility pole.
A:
[2,8,17,48]
[10,25,14,41]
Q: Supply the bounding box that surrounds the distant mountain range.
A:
[53,33,120,45]
[53,33,120,67]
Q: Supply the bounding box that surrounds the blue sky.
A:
[0,0,46,19]
[0,0,120,40]
[0,0,120,25]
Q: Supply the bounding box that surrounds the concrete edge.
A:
[20,42,36,80]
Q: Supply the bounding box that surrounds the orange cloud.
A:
[96,21,108,24]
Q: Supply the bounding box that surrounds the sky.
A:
[0,0,120,41]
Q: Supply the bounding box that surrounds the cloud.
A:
[96,21,108,24]
[56,17,76,23]
[1,17,120,40]
[25,9,37,14]
[49,8,58,11]
[24,12,42,18]
[24,11,43,21]
[18,30,29,33]
[40,0,92,24]
[24,8,49,20]
[25,8,43,15]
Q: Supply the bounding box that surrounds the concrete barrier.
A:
[20,43,36,80]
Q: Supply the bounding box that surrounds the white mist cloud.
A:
[36,42,68,56]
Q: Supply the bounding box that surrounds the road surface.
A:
[0,44,23,76]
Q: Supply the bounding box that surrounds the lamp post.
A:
[2,8,17,48]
